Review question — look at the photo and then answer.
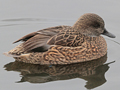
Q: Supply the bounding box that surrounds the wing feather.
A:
[13,32,37,43]
[23,34,50,51]
[13,25,68,52]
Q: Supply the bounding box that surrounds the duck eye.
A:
[93,22,100,28]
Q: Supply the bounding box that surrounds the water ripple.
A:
[1,18,75,22]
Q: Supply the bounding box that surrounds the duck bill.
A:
[102,28,116,38]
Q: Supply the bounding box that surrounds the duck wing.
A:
[47,26,82,47]
[13,25,68,52]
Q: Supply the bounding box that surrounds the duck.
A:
[4,13,115,65]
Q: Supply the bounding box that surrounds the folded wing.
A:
[13,25,68,52]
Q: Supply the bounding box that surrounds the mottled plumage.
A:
[4,13,115,65]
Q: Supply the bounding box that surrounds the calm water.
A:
[1,1,120,90]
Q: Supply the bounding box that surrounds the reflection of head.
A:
[84,61,115,89]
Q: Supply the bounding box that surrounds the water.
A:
[1,0,120,90]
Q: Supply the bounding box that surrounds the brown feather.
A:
[23,34,50,51]
[13,25,68,52]
[13,32,38,43]
[13,25,67,44]
[5,13,112,65]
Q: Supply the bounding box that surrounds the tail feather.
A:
[3,52,21,57]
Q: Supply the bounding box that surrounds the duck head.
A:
[73,13,115,38]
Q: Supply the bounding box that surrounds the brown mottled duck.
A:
[4,13,115,65]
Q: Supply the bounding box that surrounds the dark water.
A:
[1,1,120,90]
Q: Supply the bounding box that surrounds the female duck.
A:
[5,13,115,65]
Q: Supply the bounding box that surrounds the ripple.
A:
[1,18,75,22]
[2,18,46,22]
[106,38,120,46]
[0,24,25,27]
[0,18,74,27]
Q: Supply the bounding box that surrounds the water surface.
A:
[1,1,120,90]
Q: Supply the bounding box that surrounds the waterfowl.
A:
[4,13,115,65]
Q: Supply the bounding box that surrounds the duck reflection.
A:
[4,54,114,89]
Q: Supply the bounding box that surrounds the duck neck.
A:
[73,18,83,30]
[72,20,90,35]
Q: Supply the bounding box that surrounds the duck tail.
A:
[4,43,44,64]
[3,52,21,57]
[3,43,27,57]
[14,53,43,64]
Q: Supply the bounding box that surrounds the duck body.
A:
[5,13,115,65]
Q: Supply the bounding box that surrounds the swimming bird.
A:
[4,13,115,65]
